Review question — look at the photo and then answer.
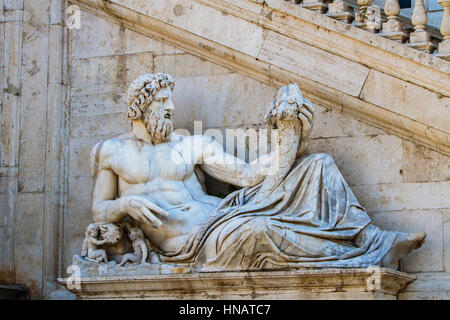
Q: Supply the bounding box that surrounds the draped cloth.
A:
[160,153,398,271]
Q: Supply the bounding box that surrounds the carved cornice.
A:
[59,267,416,299]
[70,0,450,155]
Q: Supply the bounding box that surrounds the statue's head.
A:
[98,223,123,244]
[265,83,312,128]
[86,223,99,238]
[126,73,175,144]
[128,227,144,241]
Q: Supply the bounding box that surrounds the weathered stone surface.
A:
[0,226,9,276]
[402,140,450,183]
[399,273,450,299]
[154,53,233,79]
[71,53,155,90]
[310,106,385,139]
[353,181,450,211]
[70,112,127,139]
[14,192,45,296]
[70,89,128,117]
[24,0,49,26]
[69,137,105,178]
[18,21,49,193]
[307,135,403,186]
[64,176,94,271]
[444,209,450,223]
[445,222,450,272]
[117,0,265,57]
[0,192,8,227]
[172,73,277,130]
[259,30,370,97]
[360,70,450,133]
[71,10,183,59]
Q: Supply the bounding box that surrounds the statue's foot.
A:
[381,232,426,270]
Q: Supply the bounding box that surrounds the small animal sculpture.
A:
[99,223,122,244]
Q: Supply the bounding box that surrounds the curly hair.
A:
[125,73,175,121]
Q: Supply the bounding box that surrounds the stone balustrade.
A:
[282,0,450,60]
[435,0,450,59]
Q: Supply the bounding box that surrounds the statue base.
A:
[58,256,415,300]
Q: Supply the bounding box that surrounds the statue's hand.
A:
[297,99,314,139]
[120,195,169,228]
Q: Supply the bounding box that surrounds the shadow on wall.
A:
[0,284,29,300]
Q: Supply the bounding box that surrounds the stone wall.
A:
[0,0,68,298]
[63,10,450,299]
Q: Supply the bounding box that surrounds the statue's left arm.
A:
[250,93,314,200]
[199,136,270,187]
[198,100,313,189]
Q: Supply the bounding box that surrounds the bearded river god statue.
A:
[75,73,426,276]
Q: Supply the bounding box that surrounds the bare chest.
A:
[110,142,194,184]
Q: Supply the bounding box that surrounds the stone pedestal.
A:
[58,257,416,300]
[326,1,355,24]
[299,0,328,14]
[379,20,408,43]
[407,30,436,53]
[434,41,450,60]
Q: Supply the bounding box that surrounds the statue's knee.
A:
[250,218,270,236]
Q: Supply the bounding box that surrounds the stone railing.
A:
[282,0,450,60]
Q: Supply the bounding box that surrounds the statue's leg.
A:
[198,152,426,270]
[118,253,133,266]
[200,215,360,270]
[100,250,108,263]
[290,153,426,268]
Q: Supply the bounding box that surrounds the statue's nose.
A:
[164,99,175,111]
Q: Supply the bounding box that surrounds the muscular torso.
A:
[101,134,221,254]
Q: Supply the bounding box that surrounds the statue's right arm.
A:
[90,140,126,223]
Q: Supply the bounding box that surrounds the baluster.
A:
[407,0,436,52]
[434,0,450,60]
[353,0,382,32]
[327,0,355,23]
[379,0,408,42]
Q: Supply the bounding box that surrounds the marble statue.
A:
[85,73,426,272]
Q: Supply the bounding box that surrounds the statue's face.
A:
[147,87,175,121]
[86,224,98,237]
[142,87,175,143]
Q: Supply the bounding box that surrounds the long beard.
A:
[143,109,174,144]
